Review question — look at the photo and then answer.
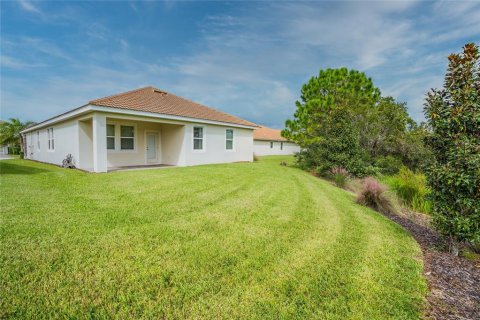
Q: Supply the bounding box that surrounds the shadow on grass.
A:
[0,161,51,175]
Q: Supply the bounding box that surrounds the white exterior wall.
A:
[161,124,186,166]
[24,119,80,167]
[183,123,253,166]
[253,140,300,156]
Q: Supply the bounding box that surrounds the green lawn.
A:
[0,157,426,319]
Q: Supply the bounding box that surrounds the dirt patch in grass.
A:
[381,210,480,319]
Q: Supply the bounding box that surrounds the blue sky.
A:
[1,1,479,128]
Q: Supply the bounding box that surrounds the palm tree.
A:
[0,118,36,155]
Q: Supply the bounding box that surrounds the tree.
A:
[424,43,480,249]
[295,106,367,176]
[283,68,380,175]
[361,97,409,156]
[0,118,35,155]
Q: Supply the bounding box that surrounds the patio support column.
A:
[92,112,107,173]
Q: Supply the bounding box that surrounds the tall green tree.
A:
[295,106,366,176]
[362,97,410,157]
[364,97,431,172]
[424,43,480,248]
[0,118,35,155]
[283,68,380,175]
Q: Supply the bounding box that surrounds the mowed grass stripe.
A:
[0,157,426,319]
[238,172,366,319]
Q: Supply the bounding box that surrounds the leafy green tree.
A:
[362,97,432,171]
[296,106,367,176]
[283,68,380,175]
[0,118,35,155]
[362,97,409,156]
[424,43,480,248]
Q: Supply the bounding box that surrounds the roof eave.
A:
[21,104,258,133]
[90,104,258,129]
[254,138,289,142]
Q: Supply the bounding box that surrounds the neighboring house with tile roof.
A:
[253,126,300,156]
[21,87,258,172]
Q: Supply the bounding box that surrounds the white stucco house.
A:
[21,86,258,172]
[253,126,300,156]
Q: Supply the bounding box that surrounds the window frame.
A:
[225,129,234,151]
[106,124,115,150]
[192,126,205,151]
[120,125,135,151]
[106,122,137,153]
[47,128,54,151]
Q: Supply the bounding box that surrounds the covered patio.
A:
[77,113,186,172]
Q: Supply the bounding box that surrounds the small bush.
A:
[329,167,349,188]
[385,167,431,214]
[375,156,403,175]
[357,177,394,214]
[8,146,21,155]
[363,165,381,177]
[253,154,260,162]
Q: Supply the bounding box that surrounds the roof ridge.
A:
[89,86,152,104]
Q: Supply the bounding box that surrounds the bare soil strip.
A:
[382,211,480,320]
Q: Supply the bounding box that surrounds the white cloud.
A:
[18,0,42,15]
[0,55,46,69]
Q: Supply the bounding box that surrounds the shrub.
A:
[375,155,403,175]
[357,177,394,214]
[363,164,381,177]
[253,154,259,162]
[385,167,432,214]
[329,166,349,188]
[8,146,21,155]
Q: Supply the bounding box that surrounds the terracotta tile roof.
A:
[89,86,257,127]
[253,126,288,142]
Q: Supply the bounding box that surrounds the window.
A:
[226,129,233,150]
[47,128,54,150]
[106,124,115,150]
[280,142,283,150]
[193,127,203,150]
[120,125,134,150]
[270,141,273,149]
[37,131,40,150]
